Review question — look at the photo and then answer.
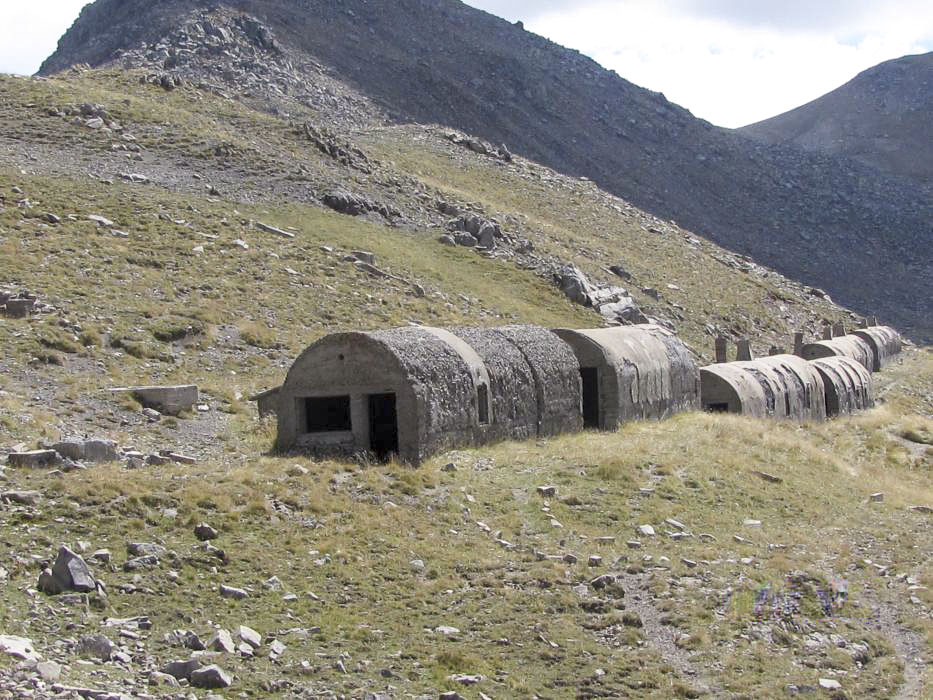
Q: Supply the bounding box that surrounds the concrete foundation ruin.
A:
[809,356,873,417]
[275,325,582,464]
[700,355,826,421]
[552,325,699,429]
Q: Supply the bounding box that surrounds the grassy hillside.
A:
[0,67,930,698]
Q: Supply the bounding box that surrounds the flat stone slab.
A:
[111,385,198,415]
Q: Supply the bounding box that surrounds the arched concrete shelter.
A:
[552,324,699,429]
[700,355,826,421]
[801,335,873,372]
[852,326,902,372]
[810,356,873,417]
[276,325,582,464]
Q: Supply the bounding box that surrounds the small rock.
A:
[588,555,602,567]
[434,626,460,637]
[536,485,557,498]
[626,540,642,549]
[190,664,233,689]
[77,634,114,661]
[208,629,235,654]
[35,660,61,681]
[869,493,884,503]
[752,470,782,484]
[220,584,249,600]
[194,523,218,541]
[637,524,655,537]
[268,639,286,658]
[238,626,261,649]
[818,678,842,690]
[743,519,762,527]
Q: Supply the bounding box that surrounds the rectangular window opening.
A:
[304,396,351,433]
[477,384,490,425]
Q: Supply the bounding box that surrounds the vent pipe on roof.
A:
[822,326,833,340]
[736,339,753,362]
[714,336,728,364]
[832,322,846,338]
[793,332,804,357]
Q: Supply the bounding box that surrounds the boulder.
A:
[46,546,96,593]
[190,664,233,689]
[0,635,41,662]
[162,657,203,680]
[77,634,114,661]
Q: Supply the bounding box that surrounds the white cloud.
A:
[0,1,89,75]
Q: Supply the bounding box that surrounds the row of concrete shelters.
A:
[801,325,902,373]
[700,355,828,421]
[274,323,700,464]
[275,325,584,464]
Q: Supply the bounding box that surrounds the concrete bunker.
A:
[700,355,826,421]
[810,356,873,417]
[852,326,902,372]
[552,324,700,429]
[800,335,873,373]
[276,325,582,464]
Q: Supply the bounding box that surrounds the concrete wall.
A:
[811,356,874,417]
[700,355,826,421]
[553,324,699,428]
[494,325,584,437]
[801,335,874,372]
[700,364,770,417]
[852,326,902,372]
[451,327,540,443]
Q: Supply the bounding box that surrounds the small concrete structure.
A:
[552,324,699,429]
[276,325,582,464]
[700,355,826,421]
[801,335,874,373]
[2,297,36,318]
[810,357,873,417]
[852,326,902,372]
[250,387,281,418]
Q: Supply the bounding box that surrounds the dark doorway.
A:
[707,402,730,413]
[580,368,600,428]
[369,393,399,460]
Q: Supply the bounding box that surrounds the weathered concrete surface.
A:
[553,324,699,429]
[852,326,903,372]
[811,356,874,417]
[701,364,770,417]
[701,355,826,421]
[250,386,281,418]
[801,335,874,372]
[493,325,583,438]
[7,450,60,468]
[276,325,582,464]
[52,439,118,463]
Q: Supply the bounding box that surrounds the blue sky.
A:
[2,0,931,127]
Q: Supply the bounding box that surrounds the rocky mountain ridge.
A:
[38,0,933,341]
[741,52,933,185]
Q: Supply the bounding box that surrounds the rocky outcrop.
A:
[37,0,933,340]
